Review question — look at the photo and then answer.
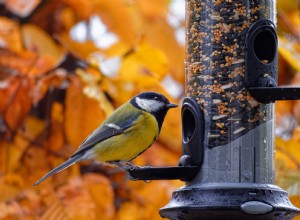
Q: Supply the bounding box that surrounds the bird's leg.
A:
[125,161,141,168]
[125,161,152,169]
[110,161,144,170]
[109,161,130,170]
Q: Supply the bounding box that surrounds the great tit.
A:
[33,92,177,186]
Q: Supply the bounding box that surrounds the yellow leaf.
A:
[22,116,46,141]
[119,43,169,86]
[276,137,300,169]
[277,0,299,12]
[94,0,140,45]
[141,17,185,83]
[136,0,168,19]
[0,175,23,202]
[278,37,300,72]
[57,33,98,61]
[76,68,114,116]
[22,24,65,66]
[3,135,29,173]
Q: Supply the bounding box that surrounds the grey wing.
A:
[71,106,140,157]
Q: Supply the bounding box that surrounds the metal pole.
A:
[160,0,300,219]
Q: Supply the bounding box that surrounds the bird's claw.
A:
[110,161,148,170]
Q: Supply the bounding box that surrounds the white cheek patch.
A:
[135,97,165,112]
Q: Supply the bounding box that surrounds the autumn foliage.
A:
[0,0,300,219]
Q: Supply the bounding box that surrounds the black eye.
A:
[154,97,158,100]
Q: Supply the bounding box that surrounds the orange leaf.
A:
[46,102,65,153]
[83,174,115,220]
[0,175,23,202]
[22,24,65,76]
[32,68,68,104]
[119,180,182,220]
[57,33,98,61]
[57,177,106,220]
[0,17,23,53]
[0,138,28,179]
[64,76,106,148]
[276,137,300,169]
[0,75,19,114]
[0,50,37,76]
[21,115,45,141]
[3,77,33,131]
[90,0,139,45]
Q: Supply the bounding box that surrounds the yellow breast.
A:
[93,111,159,162]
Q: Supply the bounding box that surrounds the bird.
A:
[33,92,177,186]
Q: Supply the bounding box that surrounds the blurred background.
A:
[0,0,299,219]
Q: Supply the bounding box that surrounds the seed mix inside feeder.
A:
[185,0,274,148]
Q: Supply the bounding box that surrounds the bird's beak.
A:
[166,103,178,108]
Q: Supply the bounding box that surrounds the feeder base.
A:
[160,184,300,220]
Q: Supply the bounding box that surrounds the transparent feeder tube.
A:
[185,0,276,184]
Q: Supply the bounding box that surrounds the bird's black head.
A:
[130,92,177,130]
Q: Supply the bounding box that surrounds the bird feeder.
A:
[127,0,300,219]
[159,0,300,219]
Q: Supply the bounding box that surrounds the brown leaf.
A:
[32,68,68,105]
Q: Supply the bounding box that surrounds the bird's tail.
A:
[33,154,83,187]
